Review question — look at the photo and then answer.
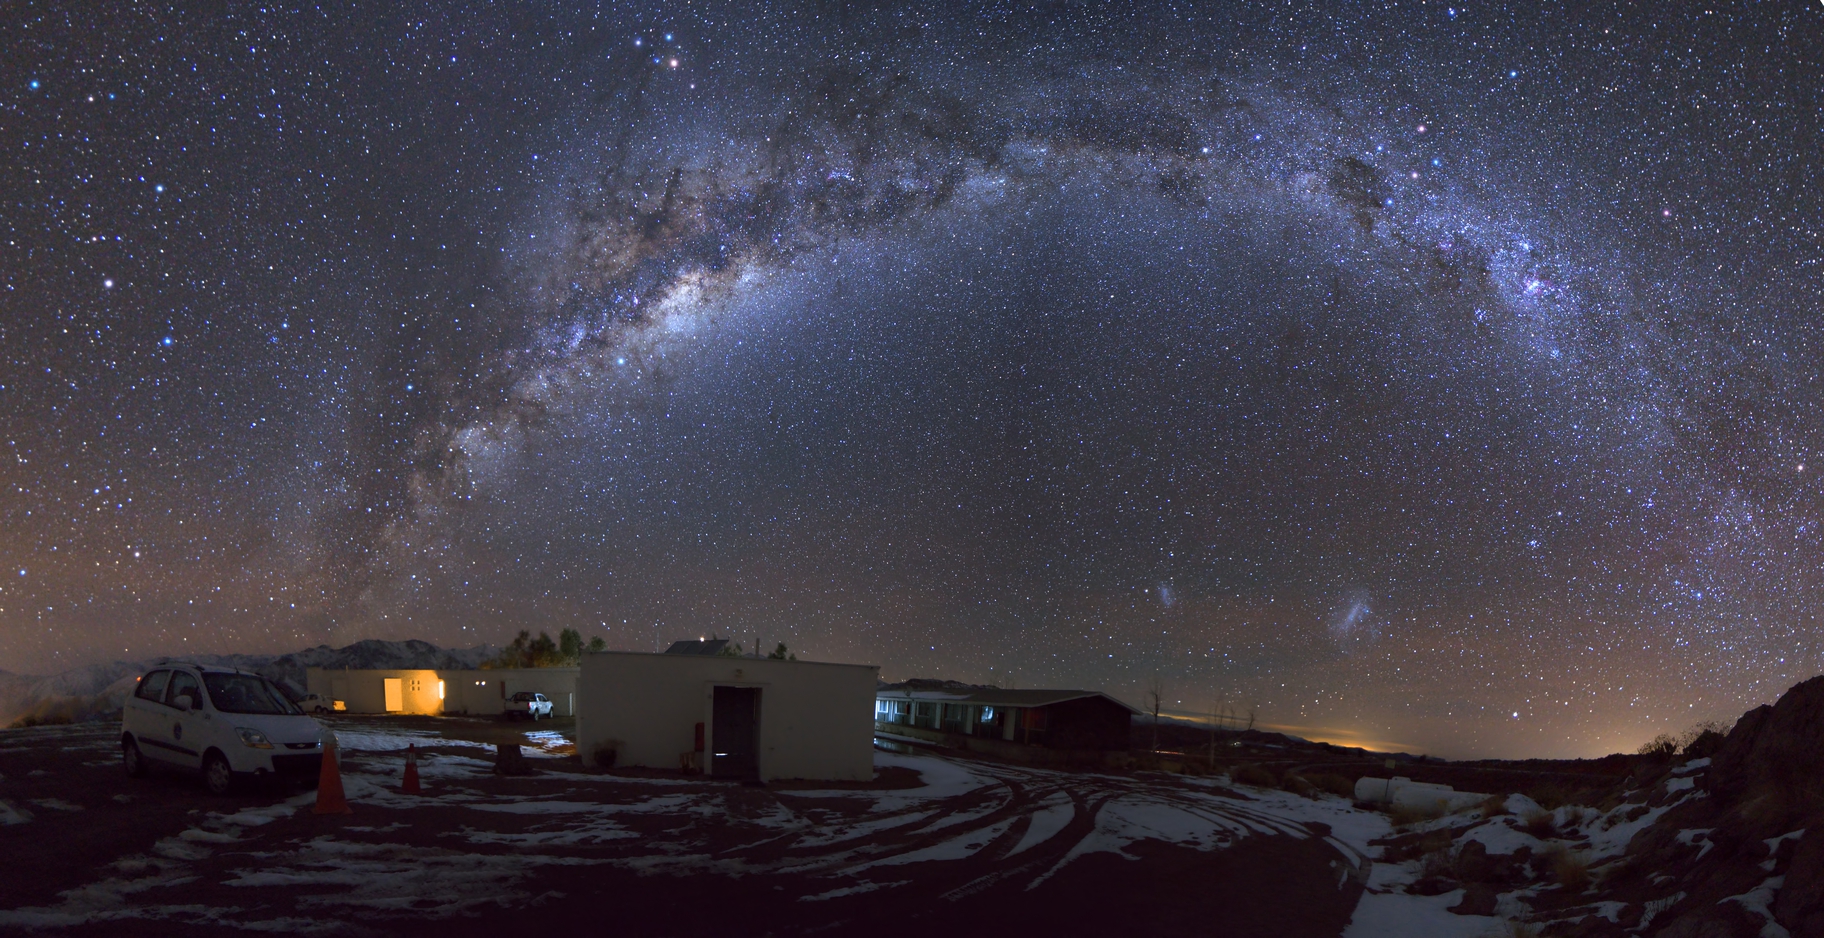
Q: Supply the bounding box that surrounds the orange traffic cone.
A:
[401,743,422,795]
[313,741,353,815]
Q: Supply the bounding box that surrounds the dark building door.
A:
[712,686,760,779]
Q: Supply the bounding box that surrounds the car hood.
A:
[217,711,325,745]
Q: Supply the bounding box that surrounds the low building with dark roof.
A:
[874,681,1138,765]
[663,638,731,656]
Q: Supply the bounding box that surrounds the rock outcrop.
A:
[1547,675,1824,937]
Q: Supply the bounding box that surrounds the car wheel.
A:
[123,737,150,778]
[202,751,235,795]
[530,709,539,721]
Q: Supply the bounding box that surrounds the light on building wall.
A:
[437,681,446,700]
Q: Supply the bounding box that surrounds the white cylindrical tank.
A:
[1355,776,1489,814]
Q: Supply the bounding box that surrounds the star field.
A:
[2,2,1821,758]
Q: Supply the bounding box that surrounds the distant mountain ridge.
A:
[0,639,501,727]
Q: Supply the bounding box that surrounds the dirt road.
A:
[1,717,1404,936]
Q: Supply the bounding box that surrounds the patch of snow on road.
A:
[465,799,617,815]
[1026,789,1304,888]
[225,835,607,915]
[521,730,574,757]
[0,799,34,825]
[869,752,996,806]
[452,822,641,846]
[329,730,489,754]
[210,793,314,828]
[1007,791,1074,856]
[849,818,1016,870]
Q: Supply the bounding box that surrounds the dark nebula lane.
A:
[3,2,1822,758]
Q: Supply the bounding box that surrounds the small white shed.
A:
[575,651,878,782]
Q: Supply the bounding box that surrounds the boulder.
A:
[1711,675,1824,815]
[1774,832,1824,936]
[1447,882,1499,916]
[1454,840,1496,883]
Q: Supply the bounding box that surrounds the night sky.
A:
[4,2,1821,758]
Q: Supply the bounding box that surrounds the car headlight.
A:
[236,727,274,749]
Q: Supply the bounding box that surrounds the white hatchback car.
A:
[121,664,326,794]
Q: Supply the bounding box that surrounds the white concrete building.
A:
[305,667,579,716]
[575,650,878,782]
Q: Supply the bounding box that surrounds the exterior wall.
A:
[873,695,1133,751]
[576,652,878,782]
[305,667,579,716]
[874,722,1133,769]
[1042,697,1132,750]
[442,669,579,716]
[306,668,444,714]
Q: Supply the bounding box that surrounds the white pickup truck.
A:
[503,692,554,720]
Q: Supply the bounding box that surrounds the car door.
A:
[127,670,172,760]
[161,671,206,769]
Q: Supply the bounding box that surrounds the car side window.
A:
[136,670,171,702]
[166,671,201,709]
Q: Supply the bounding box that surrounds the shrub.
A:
[1390,802,1442,827]
[1528,783,1568,810]
[1546,846,1590,892]
[593,744,619,769]
[1681,727,1726,759]
[1419,841,1454,878]
[1521,810,1557,839]
[1480,794,1510,818]
[1306,772,1355,797]
[1232,763,1277,788]
[1281,774,1318,798]
[1637,734,1678,758]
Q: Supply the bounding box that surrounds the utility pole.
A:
[1208,701,1220,768]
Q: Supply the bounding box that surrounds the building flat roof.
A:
[585,650,879,671]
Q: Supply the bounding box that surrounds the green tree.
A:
[527,631,560,667]
[482,631,533,669]
[482,629,590,668]
[715,641,745,658]
[558,628,583,662]
[767,642,789,660]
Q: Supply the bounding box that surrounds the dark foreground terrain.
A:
[9,678,1824,937]
[1,716,1384,937]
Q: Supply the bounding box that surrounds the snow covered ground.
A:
[0,719,1569,935]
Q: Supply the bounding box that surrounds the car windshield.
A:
[202,673,302,715]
